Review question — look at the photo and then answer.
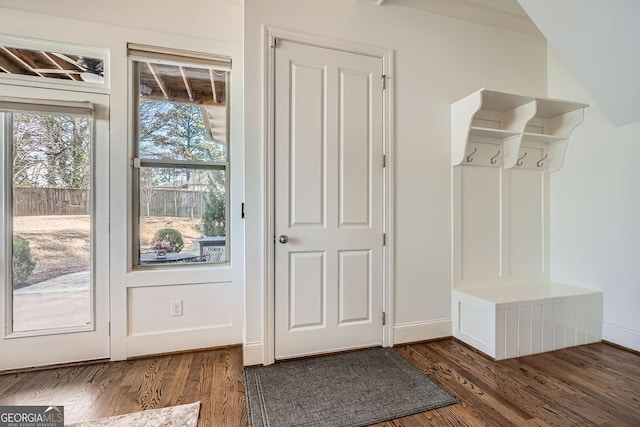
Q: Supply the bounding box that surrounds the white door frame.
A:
[263,28,395,365]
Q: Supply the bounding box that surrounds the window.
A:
[0,41,106,86]
[129,45,231,266]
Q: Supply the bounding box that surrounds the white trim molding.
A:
[243,341,264,366]
[127,328,240,358]
[393,319,452,345]
[603,322,640,353]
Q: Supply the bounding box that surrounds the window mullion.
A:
[137,158,227,170]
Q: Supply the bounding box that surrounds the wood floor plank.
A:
[424,341,584,425]
[398,345,528,426]
[1,340,639,426]
[517,353,639,426]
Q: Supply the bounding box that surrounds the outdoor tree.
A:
[138,100,227,220]
[12,113,90,189]
[139,167,159,216]
[201,170,226,237]
[12,113,45,187]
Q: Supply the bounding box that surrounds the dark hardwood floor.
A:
[0,339,638,426]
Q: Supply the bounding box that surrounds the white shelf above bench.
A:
[522,132,566,144]
[469,126,520,141]
[452,88,588,171]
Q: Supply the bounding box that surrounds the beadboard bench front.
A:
[452,282,602,360]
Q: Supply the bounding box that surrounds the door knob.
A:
[278,235,289,244]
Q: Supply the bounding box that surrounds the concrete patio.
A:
[12,271,91,332]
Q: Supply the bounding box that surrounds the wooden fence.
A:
[140,188,208,218]
[14,187,209,218]
[14,187,90,216]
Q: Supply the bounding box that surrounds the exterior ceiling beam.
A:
[209,69,219,104]
[0,46,46,78]
[146,62,170,100]
[179,66,194,102]
[41,51,80,81]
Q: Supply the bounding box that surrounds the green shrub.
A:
[13,235,36,285]
[152,228,184,253]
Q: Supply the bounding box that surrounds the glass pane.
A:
[134,56,229,267]
[138,101,227,162]
[136,59,227,162]
[11,112,92,333]
[0,44,104,84]
[138,167,227,265]
[138,61,226,111]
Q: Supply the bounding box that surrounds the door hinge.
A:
[272,37,280,48]
[241,202,245,219]
[108,322,111,337]
[382,154,386,168]
[131,158,140,168]
[382,312,386,326]
[382,233,386,246]
[381,74,387,90]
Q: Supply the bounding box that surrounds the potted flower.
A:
[153,241,171,258]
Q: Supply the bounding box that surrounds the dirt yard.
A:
[13,215,203,285]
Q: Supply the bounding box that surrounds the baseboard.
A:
[244,320,454,364]
[243,341,264,366]
[127,344,241,361]
[126,327,240,358]
[393,319,452,345]
[602,322,640,353]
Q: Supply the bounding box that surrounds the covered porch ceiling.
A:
[0,44,227,107]
[0,44,227,143]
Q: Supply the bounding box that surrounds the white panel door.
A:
[274,40,384,359]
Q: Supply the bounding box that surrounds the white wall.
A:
[0,1,245,360]
[548,47,640,352]
[244,0,548,364]
[0,0,242,43]
[0,0,579,366]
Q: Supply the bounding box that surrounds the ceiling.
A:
[138,61,226,106]
[516,0,640,126]
[464,0,526,16]
[376,0,542,37]
[0,45,103,83]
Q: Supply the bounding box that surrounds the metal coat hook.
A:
[537,153,548,168]
[516,151,527,166]
[490,150,501,165]
[466,147,477,163]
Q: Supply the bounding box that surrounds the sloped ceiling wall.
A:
[377,0,541,37]
[516,0,640,126]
